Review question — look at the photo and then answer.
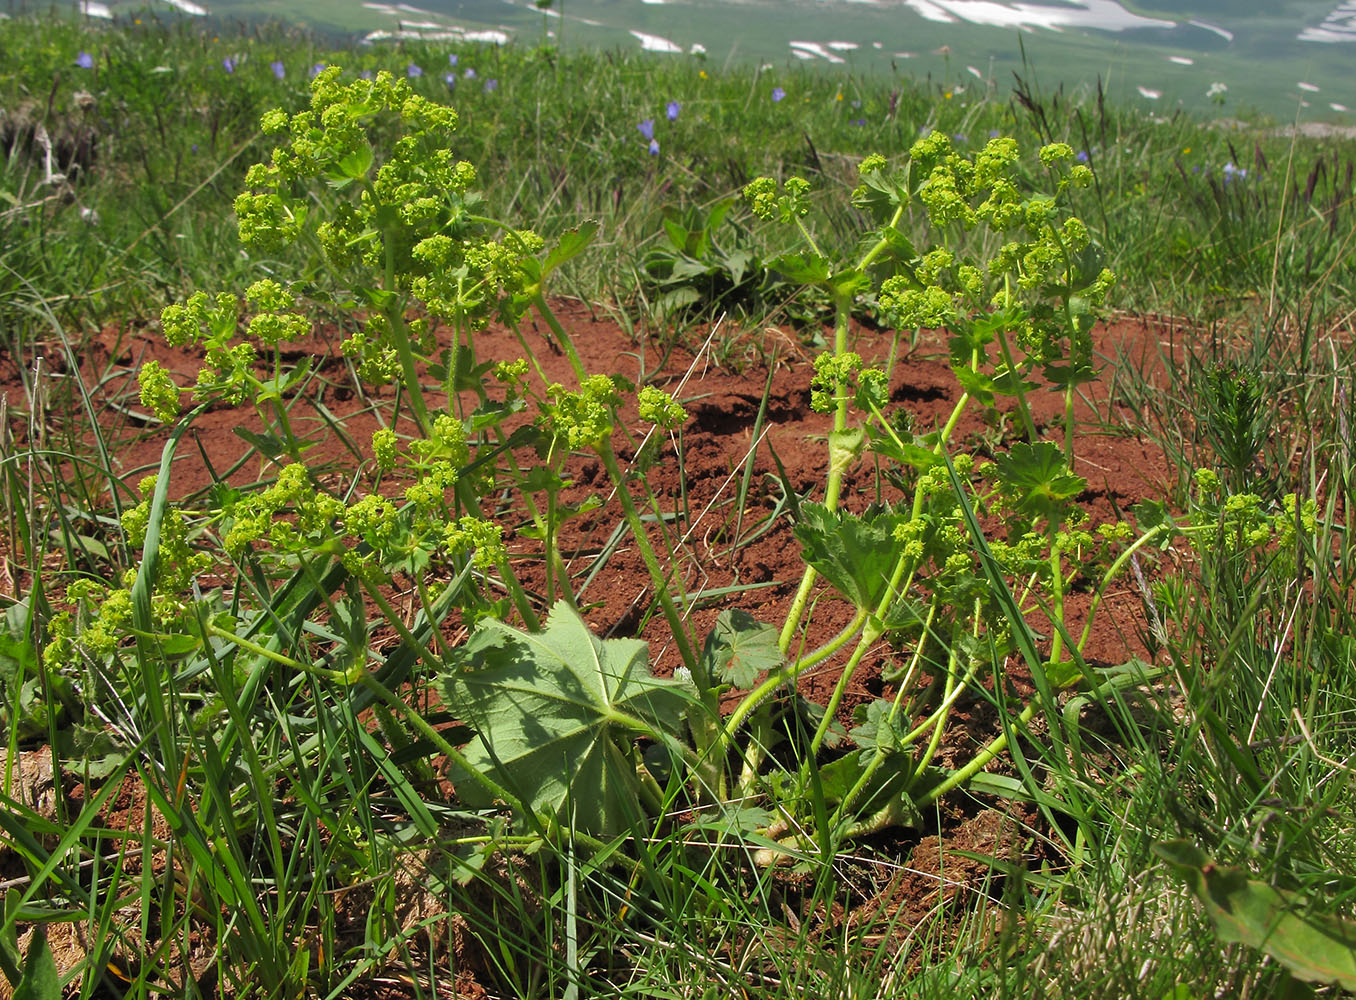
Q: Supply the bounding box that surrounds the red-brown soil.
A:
[0,300,1179,996]
[56,300,1174,683]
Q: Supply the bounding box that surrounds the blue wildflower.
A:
[988,129,1001,138]
[408,63,423,78]
[484,78,498,93]
[222,57,235,74]
[271,60,285,80]
[852,118,867,127]
[309,63,325,79]
[443,71,457,87]
[464,68,477,79]
[638,119,656,140]
[360,69,374,80]
[1076,150,1090,163]
[75,51,94,69]
[666,100,681,121]
[448,53,459,66]
[1222,161,1247,181]
[649,139,660,156]
[952,133,966,143]
[771,87,786,103]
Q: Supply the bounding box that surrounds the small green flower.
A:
[372,427,398,473]
[742,176,812,223]
[1038,142,1075,166]
[858,153,887,175]
[247,311,310,346]
[1193,467,1220,494]
[810,352,863,413]
[444,516,506,570]
[260,108,289,134]
[542,375,622,450]
[138,360,181,424]
[743,177,779,221]
[638,386,687,430]
[245,278,295,312]
[879,280,956,330]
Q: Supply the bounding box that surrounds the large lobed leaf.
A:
[441,600,693,837]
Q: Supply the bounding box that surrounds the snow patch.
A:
[630,29,683,53]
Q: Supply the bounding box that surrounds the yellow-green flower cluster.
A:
[237,67,540,337]
[638,386,687,430]
[340,316,401,385]
[224,463,345,560]
[743,176,811,223]
[138,360,181,424]
[409,413,470,470]
[541,375,623,450]
[809,351,863,413]
[371,427,398,473]
[877,281,955,331]
[444,516,506,570]
[121,476,211,594]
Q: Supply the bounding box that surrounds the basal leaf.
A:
[441,600,693,836]
[1155,840,1356,990]
[816,739,923,832]
[698,609,783,690]
[793,503,907,610]
[11,924,59,1000]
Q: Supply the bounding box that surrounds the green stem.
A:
[358,672,521,811]
[1047,535,1066,669]
[357,574,446,673]
[596,441,700,681]
[205,622,351,681]
[807,614,884,759]
[775,204,906,655]
[995,274,1038,445]
[387,305,432,437]
[918,701,1040,807]
[532,291,586,384]
[1076,523,1172,653]
[778,292,854,654]
[829,600,940,828]
[727,607,869,738]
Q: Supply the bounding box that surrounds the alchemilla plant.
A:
[50,68,1170,862]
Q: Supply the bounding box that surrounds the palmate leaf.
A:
[1155,840,1356,990]
[793,502,907,610]
[441,600,693,837]
[990,441,1086,525]
[699,609,783,689]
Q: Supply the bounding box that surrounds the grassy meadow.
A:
[1,11,1355,999]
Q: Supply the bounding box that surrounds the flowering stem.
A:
[918,701,1039,807]
[829,599,951,830]
[595,440,700,681]
[727,607,869,742]
[532,292,587,385]
[1076,522,1172,653]
[997,276,1039,445]
[777,292,854,654]
[1047,535,1067,669]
